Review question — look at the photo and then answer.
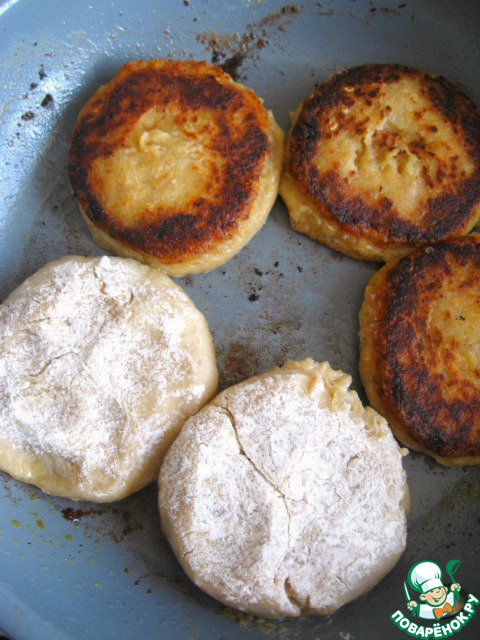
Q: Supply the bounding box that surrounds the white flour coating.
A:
[0,256,218,502]
[159,359,409,618]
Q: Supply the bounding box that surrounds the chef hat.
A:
[408,561,444,594]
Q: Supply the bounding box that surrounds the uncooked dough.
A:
[158,359,409,618]
[0,256,218,502]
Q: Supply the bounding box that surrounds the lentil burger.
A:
[69,59,283,276]
[359,235,480,466]
[280,64,480,261]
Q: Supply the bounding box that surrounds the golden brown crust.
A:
[68,59,283,275]
[359,235,480,465]
[281,64,480,261]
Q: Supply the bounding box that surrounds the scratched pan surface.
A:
[1,1,480,638]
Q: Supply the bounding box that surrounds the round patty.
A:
[359,235,480,465]
[0,256,218,501]
[280,64,480,261]
[158,359,409,618]
[68,59,284,276]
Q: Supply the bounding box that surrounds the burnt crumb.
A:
[281,4,300,14]
[119,509,142,536]
[30,82,38,90]
[61,507,97,523]
[183,0,189,5]
[21,111,35,121]
[370,5,402,14]
[254,268,263,276]
[297,266,303,272]
[220,53,246,81]
[197,3,301,81]
[274,261,279,267]
[132,573,150,589]
[248,293,259,302]
[39,64,47,80]
[40,93,53,108]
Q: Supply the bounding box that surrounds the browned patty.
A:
[359,235,480,465]
[281,64,480,261]
[68,59,282,274]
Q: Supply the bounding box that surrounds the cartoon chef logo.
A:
[391,558,478,636]
[405,560,461,620]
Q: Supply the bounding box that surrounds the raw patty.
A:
[0,256,218,502]
[158,359,409,618]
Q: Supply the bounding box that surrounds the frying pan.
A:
[1,1,479,638]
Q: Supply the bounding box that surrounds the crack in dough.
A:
[218,403,298,607]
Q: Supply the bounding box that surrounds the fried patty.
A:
[68,59,283,276]
[359,235,480,465]
[280,64,480,261]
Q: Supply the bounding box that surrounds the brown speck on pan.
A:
[119,509,142,537]
[61,507,97,523]
[21,111,35,121]
[40,93,53,108]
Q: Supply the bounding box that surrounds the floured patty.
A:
[280,64,480,261]
[0,256,218,502]
[159,359,409,618]
[359,235,480,465]
[68,59,284,276]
